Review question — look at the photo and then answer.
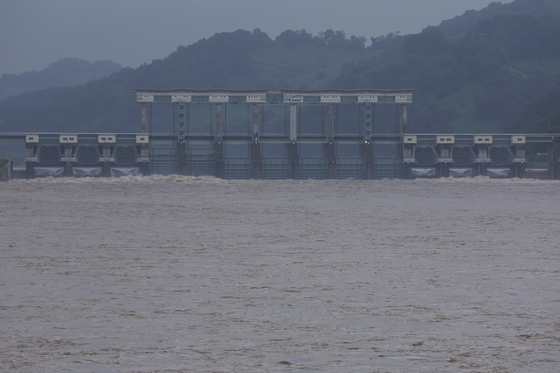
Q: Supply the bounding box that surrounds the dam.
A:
[1,88,558,180]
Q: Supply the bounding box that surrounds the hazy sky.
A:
[0,0,513,76]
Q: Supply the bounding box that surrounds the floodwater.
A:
[1,176,559,372]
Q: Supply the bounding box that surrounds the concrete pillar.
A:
[63,144,73,177]
[65,162,72,177]
[438,145,450,178]
[325,142,336,179]
[25,162,34,179]
[327,104,333,141]
[214,141,224,179]
[0,159,12,181]
[139,142,149,175]
[362,141,374,179]
[324,105,336,179]
[64,144,73,158]
[402,105,408,134]
[513,143,525,178]
[547,141,556,180]
[177,142,186,175]
[514,162,525,178]
[440,162,450,178]
[102,162,111,177]
[364,103,372,141]
[515,144,525,159]
[140,144,149,159]
[290,105,297,142]
[177,103,186,175]
[403,161,412,179]
[141,104,146,133]
[552,142,560,180]
[216,104,222,142]
[253,104,259,142]
[287,142,298,180]
[140,161,149,176]
[477,145,488,159]
[26,144,35,158]
[364,103,374,179]
[251,143,261,179]
[102,144,111,177]
[476,144,488,177]
[102,144,111,158]
[478,162,488,177]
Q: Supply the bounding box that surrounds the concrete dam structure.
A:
[2,88,559,180]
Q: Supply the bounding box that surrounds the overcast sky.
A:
[0,0,513,76]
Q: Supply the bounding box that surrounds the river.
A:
[1,176,559,372]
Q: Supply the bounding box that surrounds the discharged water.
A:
[1,176,559,372]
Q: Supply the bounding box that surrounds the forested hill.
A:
[427,0,560,38]
[0,58,122,100]
[334,13,560,134]
[0,29,373,134]
[1,0,559,135]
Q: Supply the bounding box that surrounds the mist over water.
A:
[1,176,559,372]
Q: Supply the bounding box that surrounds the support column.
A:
[363,103,374,179]
[102,162,111,177]
[440,162,450,178]
[403,162,412,179]
[327,104,333,141]
[25,162,34,179]
[253,104,259,142]
[141,104,146,133]
[63,144,73,177]
[476,144,488,177]
[177,103,186,175]
[65,162,72,177]
[140,159,149,176]
[1,159,12,181]
[478,162,487,177]
[250,104,261,179]
[288,105,298,179]
[290,105,297,142]
[362,141,374,179]
[439,144,451,178]
[138,134,150,176]
[251,143,261,179]
[514,162,525,178]
[25,142,35,179]
[514,142,525,179]
[177,143,186,175]
[325,142,336,179]
[325,104,336,179]
[547,141,556,180]
[102,144,111,177]
[214,104,224,178]
[402,104,408,134]
[287,142,299,180]
[214,141,224,179]
[216,104,222,142]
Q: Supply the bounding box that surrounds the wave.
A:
[10,174,558,185]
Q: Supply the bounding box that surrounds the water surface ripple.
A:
[1,176,559,372]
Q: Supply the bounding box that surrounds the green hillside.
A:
[334,12,560,134]
[0,58,122,100]
[428,0,560,38]
[1,0,559,135]
[0,29,373,134]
